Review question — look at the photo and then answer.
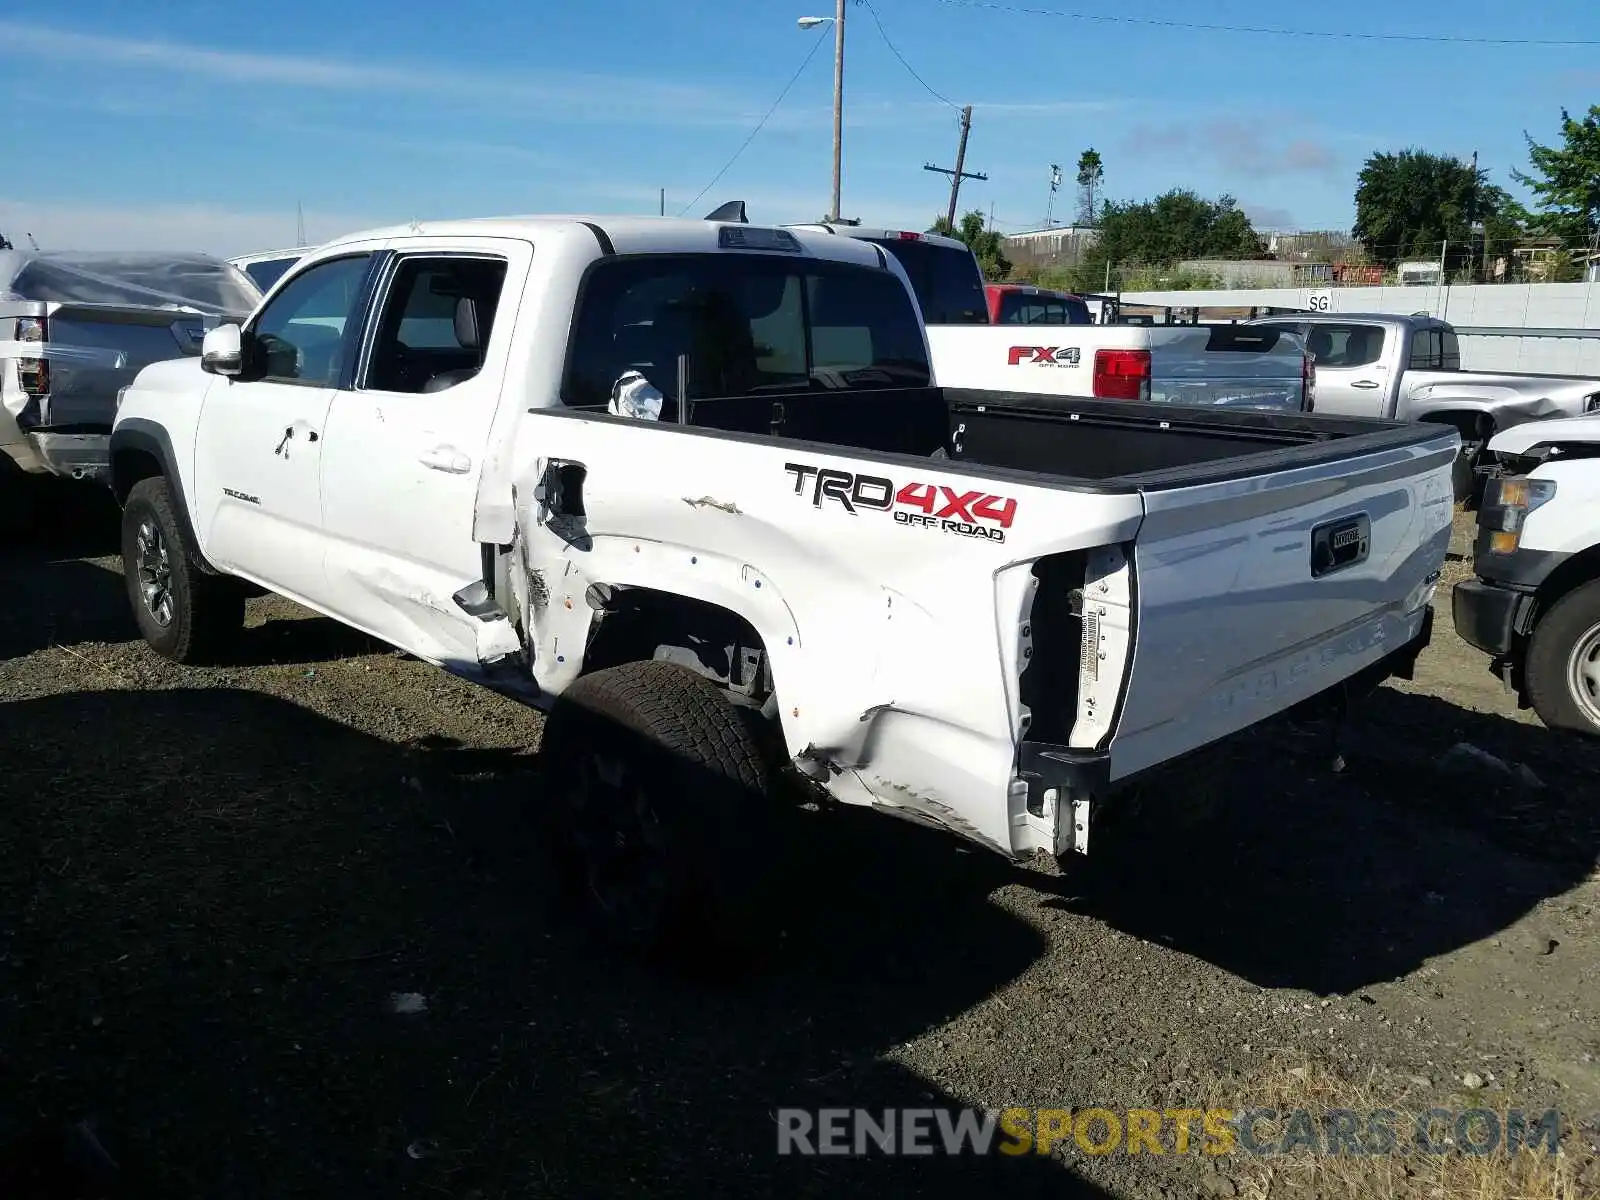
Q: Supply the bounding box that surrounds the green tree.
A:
[1352,148,1523,271]
[930,209,1012,280]
[1066,189,1262,290]
[1075,149,1104,227]
[1512,105,1600,245]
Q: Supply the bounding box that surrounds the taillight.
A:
[14,316,49,396]
[1092,349,1150,401]
[1302,352,1316,412]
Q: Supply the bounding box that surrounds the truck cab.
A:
[1452,414,1600,736]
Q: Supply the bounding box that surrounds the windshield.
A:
[862,238,988,325]
[564,253,931,407]
[6,251,262,315]
[241,257,300,294]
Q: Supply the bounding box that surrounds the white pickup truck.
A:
[787,217,1315,413]
[1452,414,1600,736]
[109,214,1455,959]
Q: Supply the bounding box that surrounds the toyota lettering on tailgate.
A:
[1008,345,1081,367]
[784,463,1016,543]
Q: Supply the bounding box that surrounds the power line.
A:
[859,0,959,108]
[934,0,1600,45]
[676,30,830,218]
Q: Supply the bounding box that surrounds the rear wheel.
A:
[121,477,244,664]
[1525,579,1600,737]
[537,660,774,970]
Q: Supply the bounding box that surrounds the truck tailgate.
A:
[3,302,206,428]
[1106,426,1458,781]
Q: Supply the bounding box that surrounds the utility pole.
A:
[829,0,846,222]
[1464,150,1479,282]
[296,201,306,246]
[660,187,665,217]
[924,105,986,230]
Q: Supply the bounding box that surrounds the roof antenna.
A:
[703,200,748,223]
[296,201,306,246]
[27,232,39,250]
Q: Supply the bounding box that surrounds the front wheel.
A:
[121,477,244,664]
[537,660,774,970]
[1524,579,1600,737]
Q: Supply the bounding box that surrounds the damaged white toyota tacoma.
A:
[109,215,1457,957]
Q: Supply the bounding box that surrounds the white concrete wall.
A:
[1117,281,1600,376]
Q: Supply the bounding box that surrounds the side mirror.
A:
[201,324,244,376]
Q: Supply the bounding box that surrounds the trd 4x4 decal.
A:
[1007,345,1081,367]
[784,462,1017,543]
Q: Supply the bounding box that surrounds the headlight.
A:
[1479,475,1557,555]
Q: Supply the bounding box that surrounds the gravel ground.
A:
[2,479,1598,1199]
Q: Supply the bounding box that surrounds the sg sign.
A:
[1306,289,1333,313]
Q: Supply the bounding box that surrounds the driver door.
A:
[191,247,385,607]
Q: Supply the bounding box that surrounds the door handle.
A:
[1352,380,1380,389]
[273,422,320,457]
[418,445,471,474]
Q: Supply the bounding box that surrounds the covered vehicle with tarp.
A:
[2,250,262,483]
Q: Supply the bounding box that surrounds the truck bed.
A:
[609,382,1452,488]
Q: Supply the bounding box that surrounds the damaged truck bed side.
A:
[109,215,1456,956]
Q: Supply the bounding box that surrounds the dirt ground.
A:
[2,479,1598,1199]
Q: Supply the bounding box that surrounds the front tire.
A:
[1525,579,1600,737]
[121,477,244,664]
[537,660,773,970]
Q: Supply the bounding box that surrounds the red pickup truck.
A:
[984,283,1093,326]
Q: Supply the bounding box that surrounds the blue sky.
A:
[1,0,1596,256]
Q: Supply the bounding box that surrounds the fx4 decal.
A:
[784,462,1017,543]
[1008,345,1081,367]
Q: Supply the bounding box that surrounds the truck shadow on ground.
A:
[1060,687,1600,997]
[0,687,1116,1199]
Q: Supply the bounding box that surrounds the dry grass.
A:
[1215,1061,1596,1200]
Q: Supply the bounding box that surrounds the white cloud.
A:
[0,22,746,125]
[0,21,1129,133]
[0,189,954,260]
[0,198,387,258]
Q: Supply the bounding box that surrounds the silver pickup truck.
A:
[1242,312,1600,502]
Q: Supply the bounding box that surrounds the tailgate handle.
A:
[1311,514,1371,578]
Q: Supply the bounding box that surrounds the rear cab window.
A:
[997,292,1092,326]
[861,238,988,325]
[563,254,931,411]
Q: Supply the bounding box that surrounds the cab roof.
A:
[310,214,888,269]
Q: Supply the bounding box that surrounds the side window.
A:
[250,255,372,385]
[1304,323,1384,368]
[363,256,509,394]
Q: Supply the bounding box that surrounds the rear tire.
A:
[121,476,244,664]
[537,660,774,971]
[1525,579,1600,738]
